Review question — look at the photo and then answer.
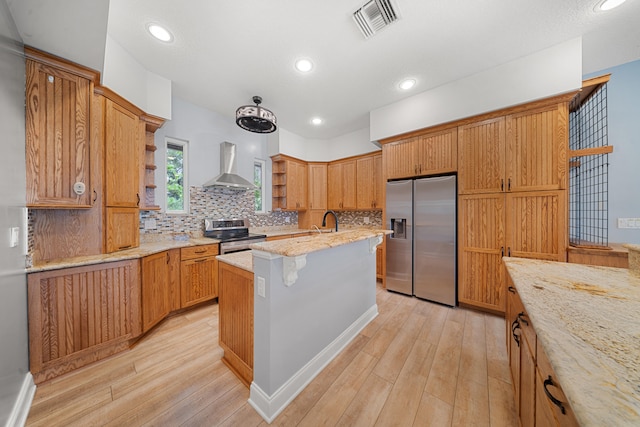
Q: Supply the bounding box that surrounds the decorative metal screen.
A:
[568,82,609,248]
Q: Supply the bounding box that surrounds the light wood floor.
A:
[26,282,518,426]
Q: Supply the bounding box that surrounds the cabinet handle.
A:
[508,247,511,257]
[194,259,206,263]
[501,246,504,257]
[508,178,511,191]
[511,319,520,347]
[194,249,207,254]
[517,312,529,326]
[501,179,504,192]
[136,193,140,206]
[93,190,98,204]
[414,165,418,174]
[508,286,516,294]
[166,252,170,264]
[119,245,132,250]
[543,376,567,414]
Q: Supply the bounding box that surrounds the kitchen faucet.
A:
[321,210,339,232]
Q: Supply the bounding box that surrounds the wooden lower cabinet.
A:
[506,282,578,427]
[218,261,254,386]
[141,250,179,333]
[180,244,219,308]
[27,259,141,383]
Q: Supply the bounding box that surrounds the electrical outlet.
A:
[257,276,266,298]
[617,218,640,229]
[363,216,370,224]
[285,217,290,223]
[9,227,18,248]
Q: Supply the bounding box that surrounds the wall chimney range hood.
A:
[203,142,256,190]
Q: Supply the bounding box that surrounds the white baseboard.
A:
[6,373,35,427]
[248,304,378,423]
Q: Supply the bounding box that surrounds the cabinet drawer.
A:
[181,244,219,260]
[536,345,579,427]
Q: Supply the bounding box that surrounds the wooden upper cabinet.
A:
[25,53,97,208]
[271,156,307,211]
[328,159,357,210]
[308,163,327,210]
[105,98,140,208]
[384,128,457,180]
[105,207,140,253]
[356,153,383,210]
[459,103,568,195]
[458,117,506,194]
[506,104,568,192]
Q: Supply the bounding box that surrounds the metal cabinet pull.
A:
[119,245,132,250]
[517,312,529,326]
[543,376,567,414]
[501,246,504,257]
[508,178,511,191]
[93,190,98,204]
[511,319,520,347]
[501,179,504,191]
[166,252,170,264]
[194,249,207,254]
[136,193,140,206]
[508,286,516,294]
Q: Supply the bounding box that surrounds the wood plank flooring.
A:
[26,282,518,426]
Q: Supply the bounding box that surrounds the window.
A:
[166,137,189,213]
[254,159,266,213]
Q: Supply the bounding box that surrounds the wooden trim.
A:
[572,74,612,110]
[140,113,166,132]
[94,86,145,117]
[569,146,613,158]
[582,74,611,88]
[24,46,101,84]
[379,91,578,145]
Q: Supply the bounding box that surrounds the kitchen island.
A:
[242,229,388,423]
[503,257,640,426]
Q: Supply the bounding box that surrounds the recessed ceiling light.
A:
[597,0,626,10]
[399,78,416,91]
[311,117,323,125]
[147,23,173,42]
[295,58,314,73]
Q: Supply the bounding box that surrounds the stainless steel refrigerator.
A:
[385,175,457,306]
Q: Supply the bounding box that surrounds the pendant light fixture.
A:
[235,96,277,133]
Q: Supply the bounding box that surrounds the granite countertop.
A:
[216,251,253,273]
[502,257,640,426]
[28,237,220,273]
[250,226,329,238]
[250,229,390,257]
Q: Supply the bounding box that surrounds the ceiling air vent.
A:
[353,0,399,39]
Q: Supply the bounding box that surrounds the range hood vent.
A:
[353,0,399,39]
[203,142,256,190]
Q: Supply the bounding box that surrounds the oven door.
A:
[220,238,265,254]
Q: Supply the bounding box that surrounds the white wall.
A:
[154,97,270,211]
[370,38,583,142]
[103,35,172,119]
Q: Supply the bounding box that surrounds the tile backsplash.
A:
[140,186,297,236]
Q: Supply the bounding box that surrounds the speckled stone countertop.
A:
[28,237,219,273]
[217,251,253,273]
[250,229,390,257]
[503,257,640,426]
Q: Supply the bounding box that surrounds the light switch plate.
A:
[257,276,266,298]
[363,216,370,224]
[618,218,640,229]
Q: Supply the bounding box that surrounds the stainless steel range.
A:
[204,218,266,254]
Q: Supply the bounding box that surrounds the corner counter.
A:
[503,257,640,426]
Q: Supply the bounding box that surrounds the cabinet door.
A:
[535,345,579,427]
[308,163,327,210]
[520,336,536,427]
[167,248,181,311]
[26,60,92,207]
[327,163,343,210]
[27,260,141,382]
[506,104,568,192]
[383,139,416,180]
[105,207,140,253]
[141,251,170,332]
[181,257,217,308]
[458,194,506,313]
[374,154,383,209]
[506,191,567,262]
[341,160,357,210]
[105,99,140,208]
[415,128,458,176]
[507,286,523,416]
[458,117,506,194]
[356,156,376,209]
[292,161,308,210]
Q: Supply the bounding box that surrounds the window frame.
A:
[165,137,189,214]
[254,158,267,214]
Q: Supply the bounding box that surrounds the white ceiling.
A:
[8,0,640,139]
